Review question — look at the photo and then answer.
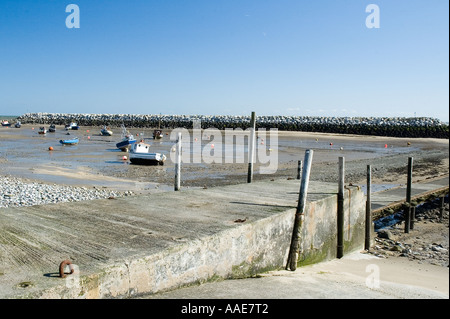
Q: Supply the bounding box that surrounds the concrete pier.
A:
[0,179,366,299]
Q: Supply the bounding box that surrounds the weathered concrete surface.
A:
[371,175,449,215]
[0,179,366,299]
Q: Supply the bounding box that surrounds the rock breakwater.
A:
[17,113,449,138]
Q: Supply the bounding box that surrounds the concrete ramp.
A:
[0,179,366,299]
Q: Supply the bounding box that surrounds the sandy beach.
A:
[0,124,448,192]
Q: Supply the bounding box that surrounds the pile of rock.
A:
[16,113,449,138]
[370,198,449,267]
[0,176,134,209]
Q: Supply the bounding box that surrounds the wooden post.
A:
[297,160,303,180]
[247,111,256,183]
[174,132,181,191]
[365,165,372,251]
[410,205,416,230]
[404,157,413,233]
[337,157,345,258]
[439,196,445,223]
[286,150,313,271]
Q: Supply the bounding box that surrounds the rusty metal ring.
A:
[59,260,75,278]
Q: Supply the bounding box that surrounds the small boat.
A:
[153,129,163,140]
[59,137,79,145]
[65,122,79,130]
[100,125,113,136]
[15,121,21,128]
[48,124,56,132]
[116,125,136,152]
[1,120,11,127]
[129,141,166,165]
[38,127,47,134]
[153,115,163,139]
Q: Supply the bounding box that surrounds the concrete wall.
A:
[298,185,367,266]
[38,185,366,299]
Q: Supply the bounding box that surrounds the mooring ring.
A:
[59,260,75,278]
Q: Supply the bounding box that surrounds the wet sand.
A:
[0,124,448,194]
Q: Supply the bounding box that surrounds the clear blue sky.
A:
[0,0,448,121]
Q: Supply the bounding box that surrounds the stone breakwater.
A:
[17,113,449,138]
[0,176,134,209]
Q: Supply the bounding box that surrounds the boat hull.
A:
[116,139,136,151]
[129,153,166,165]
[59,138,79,145]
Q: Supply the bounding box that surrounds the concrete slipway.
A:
[0,176,447,299]
[0,178,369,299]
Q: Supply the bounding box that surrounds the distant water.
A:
[0,115,19,120]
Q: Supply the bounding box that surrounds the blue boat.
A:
[116,125,136,152]
[59,137,79,145]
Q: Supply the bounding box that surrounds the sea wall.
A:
[17,112,449,138]
[34,183,367,299]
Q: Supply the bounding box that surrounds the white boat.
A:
[38,127,47,134]
[129,141,166,165]
[65,122,79,130]
[100,125,113,136]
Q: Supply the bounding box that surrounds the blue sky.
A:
[0,0,448,121]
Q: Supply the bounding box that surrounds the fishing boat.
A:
[153,114,163,139]
[1,120,11,127]
[38,127,47,134]
[14,121,21,128]
[116,125,136,152]
[59,137,79,145]
[129,141,166,165]
[153,129,163,140]
[48,124,56,132]
[65,122,79,130]
[100,125,113,136]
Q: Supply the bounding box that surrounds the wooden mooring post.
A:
[286,149,313,271]
[439,196,445,223]
[174,132,181,191]
[365,165,372,251]
[247,111,256,183]
[410,205,416,230]
[337,157,345,258]
[404,157,413,233]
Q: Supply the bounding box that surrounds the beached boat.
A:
[65,122,79,130]
[14,121,21,128]
[1,120,11,127]
[153,129,163,139]
[116,125,136,152]
[59,137,79,145]
[129,141,166,165]
[38,127,47,134]
[100,125,113,136]
[48,124,56,132]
